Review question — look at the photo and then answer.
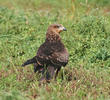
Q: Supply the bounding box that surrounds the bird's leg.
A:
[33,63,43,73]
[55,67,61,80]
[39,66,56,83]
[46,66,56,81]
[39,65,47,82]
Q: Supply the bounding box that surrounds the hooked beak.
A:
[59,26,67,33]
[63,27,67,31]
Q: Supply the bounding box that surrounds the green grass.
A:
[0,0,110,100]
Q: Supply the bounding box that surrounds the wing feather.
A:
[36,41,69,66]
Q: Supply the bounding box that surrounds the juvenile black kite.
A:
[22,24,69,82]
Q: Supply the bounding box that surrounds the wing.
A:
[36,42,55,64]
[36,41,69,66]
[50,48,69,66]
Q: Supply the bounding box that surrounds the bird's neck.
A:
[46,31,61,43]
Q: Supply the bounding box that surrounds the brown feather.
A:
[22,24,69,81]
[36,25,69,67]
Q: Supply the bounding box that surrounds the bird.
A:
[22,24,69,82]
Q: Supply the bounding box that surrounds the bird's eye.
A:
[55,25,60,28]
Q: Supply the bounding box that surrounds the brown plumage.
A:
[22,24,69,82]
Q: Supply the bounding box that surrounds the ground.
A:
[0,0,110,100]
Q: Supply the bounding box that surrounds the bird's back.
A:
[22,24,69,81]
[36,40,69,67]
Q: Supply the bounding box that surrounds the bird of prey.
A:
[22,24,69,82]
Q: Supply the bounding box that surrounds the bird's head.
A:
[47,24,67,34]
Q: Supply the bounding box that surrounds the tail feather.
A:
[22,57,37,67]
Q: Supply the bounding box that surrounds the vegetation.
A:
[0,0,110,100]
